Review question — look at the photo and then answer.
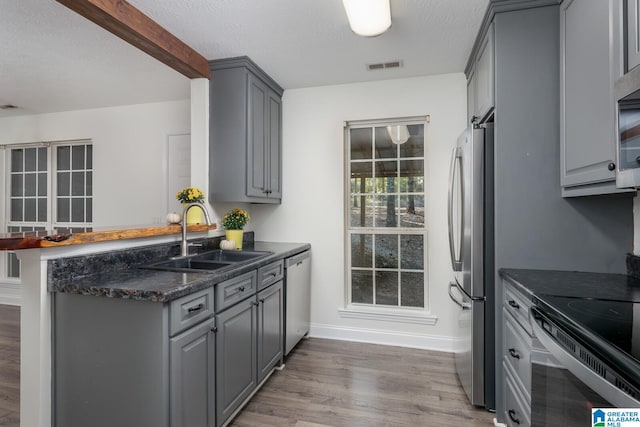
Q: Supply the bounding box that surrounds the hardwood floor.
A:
[0,304,493,427]
[0,305,19,427]
[230,338,495,427]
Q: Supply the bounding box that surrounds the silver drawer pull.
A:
[508,299,520,310]
[187,303,204,313]
[508,409,520,424]
[508,348,520,359]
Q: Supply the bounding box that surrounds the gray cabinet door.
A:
[560,0,623,194]
[474,22,494,122]
[215,298,257,426]
[267,90,282,199]
[629,0,640,71]
[257,281,283,383]
[247,73,268,198]
[170,318,216,427]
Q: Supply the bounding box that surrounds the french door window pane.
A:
[72,199,84,222]
[401,272,424,307]
[72,172,84,196]
[38,147,47,170]
[58,172,70,196]
[399,160,424,192]
[25,199,36,221]
[72,145,85,169]
[86,198,93,222]
[351,234,372,268]
[25,173,36,196]
[352,270,373,303]
[11,150,23,172]
[87,145,93,168]
[374,161,397,191]
[86,172,93,196]
[11,200,23,221]
[376,271,399,305]
[38,173,47,196]
[38,199,47,222]
[57,146,70,170]
[11,175,22,197]
[57,198,70,222]
[350,161,372,192]
[25,149,36,171]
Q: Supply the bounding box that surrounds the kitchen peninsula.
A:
[1,224,310,427]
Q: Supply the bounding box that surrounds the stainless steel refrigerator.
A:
[447,124,495,410]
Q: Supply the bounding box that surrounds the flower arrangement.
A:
[176,186,205,204]
[221,208,250,230]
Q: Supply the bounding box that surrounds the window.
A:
[346,118,427,310]
[3,141,93,280]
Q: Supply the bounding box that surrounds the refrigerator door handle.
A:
[448,282,471,310]
[448,147,464,272]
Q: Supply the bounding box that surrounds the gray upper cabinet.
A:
[209,56,283,204]
[560,0,631,196]
[474,22,495,123]
[467,22,494,124]
[628,0,640,72]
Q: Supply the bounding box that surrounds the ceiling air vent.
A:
[367,60,403,71]
[0,105,19,110]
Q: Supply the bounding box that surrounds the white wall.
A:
[0,100,190,227]
[251,73,467,351]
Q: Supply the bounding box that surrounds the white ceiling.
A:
[0,0,488,118]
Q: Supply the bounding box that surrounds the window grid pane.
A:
[347,121,426,309]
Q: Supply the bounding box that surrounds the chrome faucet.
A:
[180,203,213,257]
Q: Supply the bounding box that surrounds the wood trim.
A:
[56,0,211,79]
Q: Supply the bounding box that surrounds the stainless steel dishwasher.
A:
[284,250,311,355]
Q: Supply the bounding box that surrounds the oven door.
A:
[530,307,640,426]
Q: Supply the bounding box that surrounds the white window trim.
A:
[343,116,431,318]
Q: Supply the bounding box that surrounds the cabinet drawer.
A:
[505,368,531,427]
[257,260,283,290]
[169,287,215,336]
[503,283,533,335]
[216,271,257,312]
[504,310,532,399]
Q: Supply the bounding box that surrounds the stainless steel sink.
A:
[191,250,272,263]
[138,249,273,273]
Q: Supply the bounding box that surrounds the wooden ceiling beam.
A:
[56,0,211,79]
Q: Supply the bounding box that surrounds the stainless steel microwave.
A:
[615,65,640,188]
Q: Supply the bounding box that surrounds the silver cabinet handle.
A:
[448,282,470,310]
[447,147,463,272]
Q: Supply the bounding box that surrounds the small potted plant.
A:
[176,186,205,224]
[221,208,250,249]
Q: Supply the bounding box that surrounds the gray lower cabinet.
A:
[215,296,257,426]
[257,281,284,383]
[170,318,216,427]
[209,56,283,204]
[502,280,532,427]
[215,279,283,427]
[560,0,631,196]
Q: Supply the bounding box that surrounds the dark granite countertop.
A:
[499,268,640,302]
[49,241,310,302]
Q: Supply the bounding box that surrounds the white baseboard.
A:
[309,322,462,353]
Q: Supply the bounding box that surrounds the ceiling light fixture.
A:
[342,0,391,37]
